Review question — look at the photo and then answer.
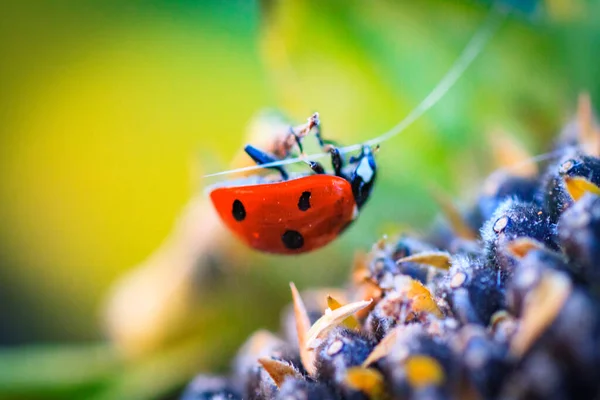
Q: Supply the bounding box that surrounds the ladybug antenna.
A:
[203,4,507,179]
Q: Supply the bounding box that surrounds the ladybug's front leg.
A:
[288,112,320,158]
[244,144,289,180]
[304,147,344,177]
[312,120,341,152]
[305,160,326,174]
[290,127,305,157]
[328,146,346,178]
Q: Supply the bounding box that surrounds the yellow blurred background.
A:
[0,0,597,398]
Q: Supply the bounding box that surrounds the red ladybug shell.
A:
[210,174,357,254]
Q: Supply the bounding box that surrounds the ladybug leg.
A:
[305,160,326,174]
[348,146,365,164]
[303,147,343,177]
[349,145,379,164]
[290,127,305,157]
[244,144,289,180]
[328,146,346,178]
[309,113,343,152]
[288,113,320,158]
[313,123,341,151]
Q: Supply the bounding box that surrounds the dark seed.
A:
[315,327,375,386]
[282,230,304,250]
[298,191,312,211]
[232,199,246,221]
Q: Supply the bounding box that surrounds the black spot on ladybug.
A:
[298,191,311,211]
[282,230,304,250]
[232,199,246,221]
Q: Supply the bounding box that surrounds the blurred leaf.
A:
[0,344,117,397]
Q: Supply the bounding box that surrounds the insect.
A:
[209,132,377,254]
[205,9,503,254]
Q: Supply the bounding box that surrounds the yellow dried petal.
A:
[405,355,445,388]
[505,238,546,259]
[327,295,360,330]
[396,276,443,318]
[564,176,600,201]
[362,326,401,367]
[345,367,387,399]
[396,251,452,270]
[306,299,372,350]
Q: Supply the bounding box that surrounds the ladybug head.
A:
[350,145,377,209]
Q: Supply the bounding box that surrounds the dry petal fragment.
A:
[243,330,285,359]
[290,282,315,375]
[577,92,600,157]
[505,238,546,259]
[345,367,387,400]
[362,326,401,367]
[306,299,373,350]
[489,128,538,177]
[352,251,370,285]
[490,310,512,330]
[511,271,572,357]
[395,276,444,318]
[396,251,452,270]
[327,295,360,329]
[258,358,303,387]
[353,279,382,319]
[563,176,600,201]
[429,186,478,240]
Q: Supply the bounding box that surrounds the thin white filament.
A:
[204,6,506,179]
[499,148,568,174]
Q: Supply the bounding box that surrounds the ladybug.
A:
[209,139,377,254]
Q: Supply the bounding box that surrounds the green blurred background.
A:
[0,0,598,398]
